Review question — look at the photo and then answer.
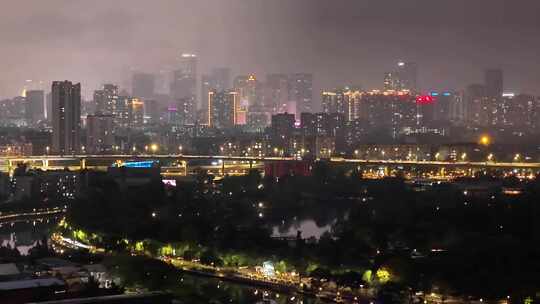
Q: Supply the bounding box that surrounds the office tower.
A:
[208,90,238,129]
[52,81,81,154]
[465,84,489,126]
[86,114,114,154]
[264,74,290,114]
[132,73,155,99]
[25,90,45,124]
[171,53,197,125]
[395,62,418,92]
[289,73,313,114]
[485,69,503,98]
[322,89,361,122]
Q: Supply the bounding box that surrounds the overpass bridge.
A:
[0,154,539,175]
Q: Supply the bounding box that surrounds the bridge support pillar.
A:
[80,158,86,170]
[249,160,253,170]
[221,160,225,176]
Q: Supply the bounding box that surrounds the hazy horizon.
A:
[1,0,540,103]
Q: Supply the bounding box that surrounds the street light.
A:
[151,144,158,154]
[45,146,50,155]
[479,135,491,146]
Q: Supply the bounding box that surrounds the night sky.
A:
[1,0,539,103]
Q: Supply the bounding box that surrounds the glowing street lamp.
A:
[514,154,521,162]
[479,135,491,146]
[487,153,494,162]
[151,144,158,154]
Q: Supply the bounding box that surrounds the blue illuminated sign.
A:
[114,161,158,168]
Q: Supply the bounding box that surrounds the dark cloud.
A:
[1,0,539,102]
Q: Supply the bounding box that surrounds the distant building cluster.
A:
[0,57,540,160]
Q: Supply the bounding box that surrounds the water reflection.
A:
[272,219,331,240]
[171,273,330,304]
[0,216,59,255]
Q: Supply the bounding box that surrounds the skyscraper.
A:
[94,84,119,115]
[289,73,313,114]
[52,81,81,154]
[201,67,232,116]
[25,90,45,124]
[322,88,361,122]
[171,53,197,125]
[465,84,489,126]
[395,61,418,92]
[485,69,503,98]
[264,74,290,114]
[132,73,155,100]
[208,90,238,129]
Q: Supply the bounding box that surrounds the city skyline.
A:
[1,0,540,101]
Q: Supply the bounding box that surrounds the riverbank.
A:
[50,232,374,304]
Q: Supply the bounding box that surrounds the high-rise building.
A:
[264,74,290,115]
[485,69,503,98]
[86,114,114,154]
[52,81,81,154]
[465,84,489,126]
[357,90,417,137]
[395,61,418,92]
[289,73,313,114]
[383,72,397,90]
[25,90,45,124]
[322,89,361,122]
[171,54,197,125]
[94,84,119,115]
[201,67,232,117]
[129,98,145,129]
[132,73,155,100]
[208,90,238,129]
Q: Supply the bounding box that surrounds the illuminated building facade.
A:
[208,90,238,129]
[289,73,313,114]
[322,89,361,122]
